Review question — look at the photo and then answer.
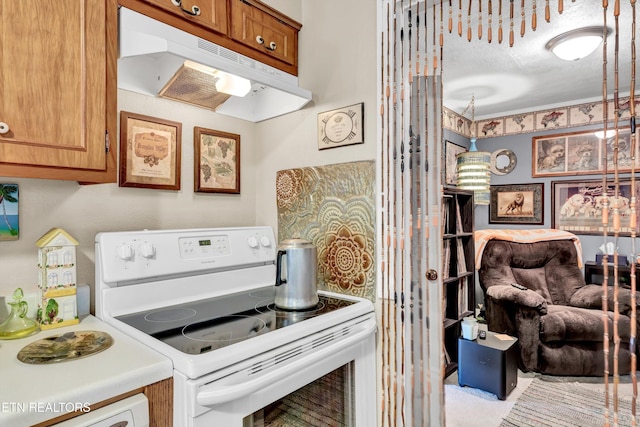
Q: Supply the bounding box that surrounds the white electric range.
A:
[95,226,377,426]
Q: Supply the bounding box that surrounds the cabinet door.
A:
[138,0,227,34]
[0,0,116,182]
[230,0,298,67]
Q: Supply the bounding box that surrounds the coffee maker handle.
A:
[275,250,287,286]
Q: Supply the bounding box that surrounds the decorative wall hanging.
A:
[0,184,18,241]
[532,127,637,177]
[490,149,517,175]
[489,183,544,225]
[317,103,364,150]
[119,111,182,190]
[194,127,241,194]
[551,179,640,237]
[275,161,375,301]
[445,141,467,185]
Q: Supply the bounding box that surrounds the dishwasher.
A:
[51,394,149,427]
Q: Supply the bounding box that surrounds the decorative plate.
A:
[17,330,113,364]
[490,149,517,175]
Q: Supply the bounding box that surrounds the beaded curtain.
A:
[378,1,637,425]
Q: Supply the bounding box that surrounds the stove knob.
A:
[117,244,134,261]
[248,236,259,248]
[260,236,271,247]
[139,242,156,259]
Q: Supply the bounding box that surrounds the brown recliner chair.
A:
[476,229,636,376]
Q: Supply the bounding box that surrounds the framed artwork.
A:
[532,127,638,177]
[317,103,364,149]
[0,184,19,241]
[445,141,467,185]
[194,127,240,194]
[489,183,544,224]
[551,179,640,236]
[119,111,182,190]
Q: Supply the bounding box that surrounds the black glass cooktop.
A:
[116,287,354,355]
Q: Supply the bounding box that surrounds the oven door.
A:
[177,315,376,427]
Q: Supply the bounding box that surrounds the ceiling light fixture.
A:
[545,26,609,61]
[456,95,491,205]
[594,129,617,139]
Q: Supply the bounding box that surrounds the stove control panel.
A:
[96,226,276,284]
[179,235,231,259]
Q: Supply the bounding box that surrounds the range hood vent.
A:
[118,7,312,122]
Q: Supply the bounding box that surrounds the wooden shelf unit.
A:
[442,188,476,377]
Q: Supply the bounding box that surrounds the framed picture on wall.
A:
[532,127,638,177]
[0,183,19,241]
[194,127,241,194]
[445,140,467,185]
[119,111,182,190]
[551,179,640,236]
[317,103,364,150]
[489,183,544,224]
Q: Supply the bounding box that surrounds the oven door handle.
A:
[195,320,376,407]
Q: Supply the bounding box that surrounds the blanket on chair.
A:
[474,229,583,270]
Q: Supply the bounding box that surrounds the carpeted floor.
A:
[445,371,637,427]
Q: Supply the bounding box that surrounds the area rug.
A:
[501,378,636,426]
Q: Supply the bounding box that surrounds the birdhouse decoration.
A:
[36,228,80,330]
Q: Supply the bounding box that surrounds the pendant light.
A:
[456,95,491,205]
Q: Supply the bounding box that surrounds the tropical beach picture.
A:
[0,184,19,241]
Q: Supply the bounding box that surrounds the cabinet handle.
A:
[256,35,264,45]
[266,41,277,51]
[170,0,201,16]
[0,122,9,134]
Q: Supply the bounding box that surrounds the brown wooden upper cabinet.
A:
[0,0,117,183]
[229,0,300,68]
[122,0,301,75]
[137,0,228,35]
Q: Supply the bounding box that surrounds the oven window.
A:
[244,362,355,427]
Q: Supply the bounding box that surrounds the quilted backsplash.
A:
[276,160,376,301]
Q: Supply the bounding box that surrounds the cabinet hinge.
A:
[105,131,110,153]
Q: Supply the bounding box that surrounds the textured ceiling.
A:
[440,2,634,120]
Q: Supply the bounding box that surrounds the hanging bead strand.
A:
[478,0,483,40]
[488,0,493,43]
[509,0,514,47]
[629,2,638,422]
[467,0,473,42]
[521,0,526,37]
[600,3,611,426]
[545,0,551,22]
[498,0,504,43]
[458,0,463,37]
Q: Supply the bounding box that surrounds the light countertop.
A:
[0,314,173,426]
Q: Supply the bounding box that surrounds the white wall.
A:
[254,0,379,231]
[0,92,257,304]
[0,0,378,307]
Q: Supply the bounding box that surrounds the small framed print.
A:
[0,184,19,241]
[194,127,240,194]
[445,141,467,185]
[489,183,544,225]
[119,111,182,190]
[318,103,364,149]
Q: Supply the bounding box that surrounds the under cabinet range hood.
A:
[118,7,312,122]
